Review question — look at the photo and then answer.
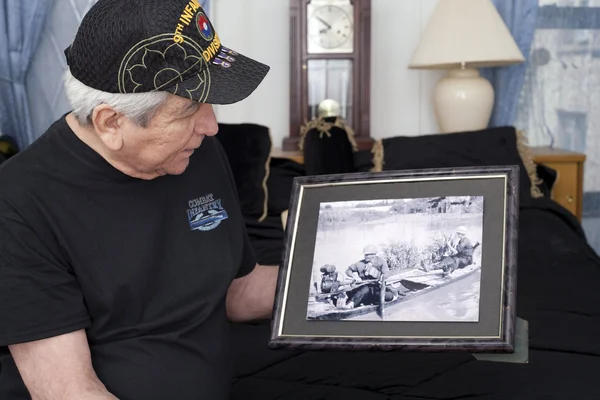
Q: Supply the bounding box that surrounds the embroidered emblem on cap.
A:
[196,12,214,41]
[117,34,211,102]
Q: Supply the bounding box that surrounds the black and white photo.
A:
[306,196,484,322]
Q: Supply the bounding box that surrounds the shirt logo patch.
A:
[187,193,228,231]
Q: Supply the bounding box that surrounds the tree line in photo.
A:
[317,196,484,230]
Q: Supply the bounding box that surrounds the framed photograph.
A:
[269,166,519,353]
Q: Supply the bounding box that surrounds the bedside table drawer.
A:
[543,161,579,216]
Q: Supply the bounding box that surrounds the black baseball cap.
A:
[64,0,270,105]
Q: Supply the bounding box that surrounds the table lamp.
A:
[409,0,525,133]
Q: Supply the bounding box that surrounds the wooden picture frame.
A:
[269,165,519,353]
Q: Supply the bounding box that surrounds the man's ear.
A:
[91,105,124,151]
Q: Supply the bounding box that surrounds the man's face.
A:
[364,253,376,262]
[115,95,218,178]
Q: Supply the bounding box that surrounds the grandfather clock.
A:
[283,0,372,151]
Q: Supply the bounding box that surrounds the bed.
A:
[216,123,600,400]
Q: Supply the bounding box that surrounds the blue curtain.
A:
[0,0,54,150]
[480,0,539,128]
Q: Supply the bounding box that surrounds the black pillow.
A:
[372,126,536,205]
[216,123,272,220]
[266,158,305,215]
[535,163,558,198]
[354,149,375,172]
[301,116,356,176]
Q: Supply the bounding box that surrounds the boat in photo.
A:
[306,262,482,321]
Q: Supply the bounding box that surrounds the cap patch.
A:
[174,0,202,44]
[196,12,214,41]
[171,0,222,68]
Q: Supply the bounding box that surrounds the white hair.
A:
[63,69,169,127]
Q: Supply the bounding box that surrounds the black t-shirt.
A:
[0,115,256,399]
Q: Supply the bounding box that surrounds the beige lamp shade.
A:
[409,0,525,69]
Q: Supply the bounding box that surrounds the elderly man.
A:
[0,1,276,399]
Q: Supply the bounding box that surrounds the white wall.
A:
[212,0,445,148]
[27,0,443,147]
[26,0,99,140]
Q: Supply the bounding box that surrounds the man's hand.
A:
[9,330,118,400]
[226,264,279,322]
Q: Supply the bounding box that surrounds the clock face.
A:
[307,4,354,53]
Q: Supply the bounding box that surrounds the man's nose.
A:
[194,103,219,136]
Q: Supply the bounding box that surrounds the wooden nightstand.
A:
[271,148,304,164]
[529,146,586,221]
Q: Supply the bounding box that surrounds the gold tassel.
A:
[371,139,384,172]
[515,129,544,199]
[258,128,273,222]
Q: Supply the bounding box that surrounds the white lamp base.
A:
[433,68,494,133]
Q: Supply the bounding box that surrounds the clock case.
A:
[283,0,372,151]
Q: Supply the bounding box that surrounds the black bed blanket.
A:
[229,197,600,400]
